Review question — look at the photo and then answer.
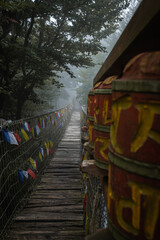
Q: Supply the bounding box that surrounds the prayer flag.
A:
[14,132,21,143]
[3,128,18,145]
[40,147,44,157]
[18,170,24,182]
[36,159,38,170]
[22,170,28,179]
[37,122,41,129]
[50,140,53,148]
[21,128,29,141]
[47,148,49,156]
[36,124,40,135]
[39,152,42,161]
[40,117,42,127]
[27,168,36,179]
[42,119,45,128]
[24,121,31,132]
[30,157,35,169]
[31,127,34,137]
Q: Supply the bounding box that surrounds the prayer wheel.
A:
[108,51,160,240]
[94,76,117,170]
[87,87,95,150]
[87,82,102,151]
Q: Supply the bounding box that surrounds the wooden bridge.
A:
[5,110,85,240]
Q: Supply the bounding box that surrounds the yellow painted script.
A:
[111,95,132,154]
[108,166,160,240]
[102,98,112,125]
[111,97,160,153]
[131,101,160,152]
[95,137,110,160]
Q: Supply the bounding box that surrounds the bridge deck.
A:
[7,111,84,240]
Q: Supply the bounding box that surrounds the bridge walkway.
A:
[7,110,84,240]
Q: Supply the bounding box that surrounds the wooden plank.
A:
[24,205,83,212]
[10,221,83,229]
[93,0,160,85]
[26,199,83,206]
[14,212,83,221]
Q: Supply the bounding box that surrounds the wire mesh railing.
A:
[80,107,107,237]
[0,104,72,239]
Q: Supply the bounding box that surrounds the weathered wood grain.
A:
[7,111,84,240]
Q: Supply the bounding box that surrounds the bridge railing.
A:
[0,104,72,239]
[80,107,107,236]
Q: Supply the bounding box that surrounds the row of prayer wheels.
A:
[86,51,160,240]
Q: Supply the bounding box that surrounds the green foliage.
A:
[0,0,129,119]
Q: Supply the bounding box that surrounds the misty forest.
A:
[0,0,141,120]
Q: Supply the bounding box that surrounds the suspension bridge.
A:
[1,1,160,240]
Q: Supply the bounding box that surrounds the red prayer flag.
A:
[28,123,31,132]
[14,132,22,143]
[36,159,38,170]
[37,122,41,129]
[49,147,53,155]
[83,193,87,213]
[27,168,36,179]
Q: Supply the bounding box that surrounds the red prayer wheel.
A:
[93,76,118,170]
[108,51,160,240]
[87,82,102,150]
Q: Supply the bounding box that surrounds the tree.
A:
[0,0,129,119]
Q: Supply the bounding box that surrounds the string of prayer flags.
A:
[27,168,36,179]
[21,128,29,141]
[24,121,31,132]
[3,128,19,145]
[22,170,29,179]
[14,132,22,143]
[18,170,24,182]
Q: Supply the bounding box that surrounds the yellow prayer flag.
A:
[31,127,34,137]
[39,152,42,161]
[84,152,88,160]
[21,128,29,141]
[40,117,42,127]
[44,141,48,149]
[83,173,86,180]
[45,115,49,122]
[30,157,35,168]
[50,140,53,148]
